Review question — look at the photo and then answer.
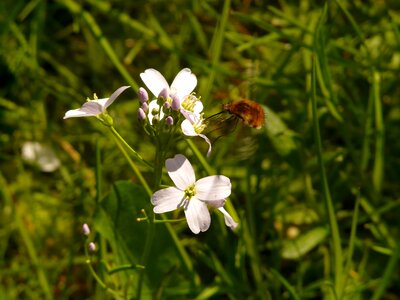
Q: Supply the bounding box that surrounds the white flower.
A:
[181,111,212,157]
[151,154,235,234]
[63,86,130,119]
[22,141,61,172]
[140,68,197,102]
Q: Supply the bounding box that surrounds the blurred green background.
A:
[1,0,400,299]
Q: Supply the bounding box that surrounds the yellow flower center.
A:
[193,115,206,134]
[184,184,196,200]
[181,94,198,111]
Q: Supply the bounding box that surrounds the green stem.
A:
[154,218,186,223]
[84,246,121,298]
[341,190,361,299]
[95,140,108,290]
[186,138,213,174]
[110,126,153,169]
[371,241,400,300]
[311,55,343,296]
[136,139,163,298]
[110,130,152,196]
[270,269,301,300]
[203,0,231,101]
[108,264,145,275]
[372,71,384,195]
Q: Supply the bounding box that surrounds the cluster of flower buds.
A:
[137,68,212,156]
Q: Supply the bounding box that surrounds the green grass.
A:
[1,0,400,299]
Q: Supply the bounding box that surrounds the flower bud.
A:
[88,242,96,252]
[82,223,90,236]
[138,87,148,103]
[158,87,169,100]
[164,101,171,109]
[138,108,146,121]
[152,115,160,124]
[165,116,174,126]
[141,102,148,112]
[171,94,181,111]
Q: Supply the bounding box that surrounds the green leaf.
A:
[93,181,177,292]
[281,227,328,260]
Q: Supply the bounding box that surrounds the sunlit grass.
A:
[1,0,399,299]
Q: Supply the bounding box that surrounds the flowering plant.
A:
[65,68,238,298]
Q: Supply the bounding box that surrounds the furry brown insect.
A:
[223,99,265,129]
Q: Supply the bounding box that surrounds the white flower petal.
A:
[63,100,103,119]
[166,154,196,190]
[140,69,169,98]
[193,100,203,114]
[207,199,226,208]
[63,109,96,119]
[180,109,200,123]
[195,175,231,201]
[199,133,212,157]
[92,98,109,109]
[151,187,185,213]
[184,198,210,234]
[170,68,197,100]
[181,119,197,136]
[218,207,238,230]
[104,86,130,108]
[81,101,105,113]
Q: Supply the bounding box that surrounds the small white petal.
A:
[82,100,105,113]
[199,133,212,157]
[184,198,210,234]
[104,86,130,108]
[180,109,199,122]
[181,119,197,136]
[140,69,169,98]
[207,199,226,208]
[195,175,231,201]
[218,207,238,230]
[63,109,96,119]
[92,98,109,109]
[193,100,203,114]
[166,154,196,190]
[63,101,103,119]
[151,187,185,213]
[170,68,197,100]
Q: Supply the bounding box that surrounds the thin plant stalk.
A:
[311,55,343,296]
[110,126,153,170]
